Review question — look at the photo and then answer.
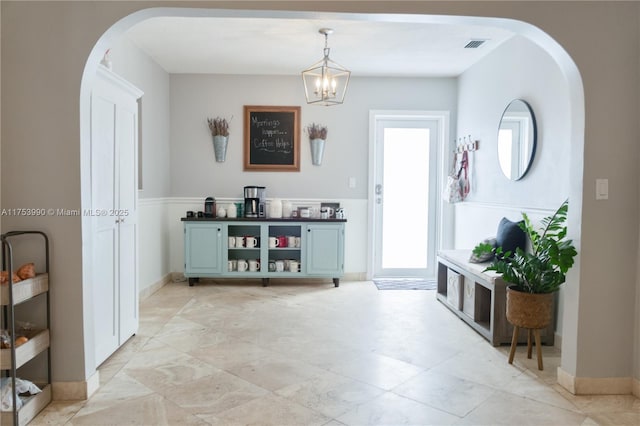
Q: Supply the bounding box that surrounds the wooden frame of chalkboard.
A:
[244,105,301,171]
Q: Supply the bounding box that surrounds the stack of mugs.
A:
[228,259,261,272]
[267,259,300,273]
[229,235,260,248]
[268,235,300,248]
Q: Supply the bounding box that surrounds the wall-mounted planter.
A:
[310,138,325,166]
[212,135,228,162]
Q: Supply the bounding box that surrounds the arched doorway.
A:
[80,6,584,388]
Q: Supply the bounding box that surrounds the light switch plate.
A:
[596,178,608,200]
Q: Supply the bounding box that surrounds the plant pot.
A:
[506,285,553,329]
[212,135,228,162]
[310,138,325,166]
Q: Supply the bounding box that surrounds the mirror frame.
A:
[497,99,537,181]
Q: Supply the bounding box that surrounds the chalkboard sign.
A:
[244,105,300,171]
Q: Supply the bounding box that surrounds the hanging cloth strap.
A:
[458,150,470,199]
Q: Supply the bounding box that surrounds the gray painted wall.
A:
[456,35,570,209]
[454,34,571,337]
[109,37,171,199]
[169,74,457,199]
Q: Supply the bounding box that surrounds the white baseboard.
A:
[139,273,172,300]
[558,367,634,395]
[52,371,100,401]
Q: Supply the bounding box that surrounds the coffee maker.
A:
[244,186,266,218]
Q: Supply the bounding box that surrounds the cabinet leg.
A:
[333,278,339,287]
[262,278,269,287]
[508,326,519,364]
[188,277,198,287]
[534,329,544,370]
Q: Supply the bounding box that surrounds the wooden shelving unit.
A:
[436,250,554,347]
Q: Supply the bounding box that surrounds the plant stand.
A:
[508,326,544,370]
[505,286,553,370]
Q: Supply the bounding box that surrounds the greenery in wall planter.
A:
[305,123,328,166]
[207,116,231,162]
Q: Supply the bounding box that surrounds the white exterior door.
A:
[91,67,141,366]
[370,112,444,279]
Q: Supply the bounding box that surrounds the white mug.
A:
[287,236,298,247]
[237,260,248,272]
[289,260,299,272]
[321,207,334,219]
[245,236,257,248]
[268,237,279,248]
[228,237,236,248]
[249,259,260,272]
[228,260,237,271]
[275,260,285,272]
[235,236,245,248]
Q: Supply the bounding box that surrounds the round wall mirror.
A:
[497,99,537,180]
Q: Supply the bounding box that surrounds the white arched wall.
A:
[79,6,585,396]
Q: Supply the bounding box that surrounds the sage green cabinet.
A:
[184,222,223,284]
[182,219,345,287]
[305,224,345,282]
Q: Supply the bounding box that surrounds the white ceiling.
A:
[125,17,515,77]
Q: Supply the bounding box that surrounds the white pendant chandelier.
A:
[301,28,351,106]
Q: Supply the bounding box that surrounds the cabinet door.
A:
[305,224,344,276]
[184,223,223,274]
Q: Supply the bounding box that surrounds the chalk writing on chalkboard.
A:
[244,106,300,171]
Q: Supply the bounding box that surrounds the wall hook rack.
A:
[454,135,479,153]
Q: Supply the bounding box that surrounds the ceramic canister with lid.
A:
[282,201,292,218]
[270,199,283,218]
[227,203,237,218]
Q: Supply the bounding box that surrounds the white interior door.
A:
[371,113,441,279]
[117,102,139,341]
[91,90,119,365]
[91,68,141,367]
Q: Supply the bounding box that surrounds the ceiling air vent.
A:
[464,39,486,49]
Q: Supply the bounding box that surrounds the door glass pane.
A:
[381,128,430,269]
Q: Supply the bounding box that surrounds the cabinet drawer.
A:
[446,269,463,310]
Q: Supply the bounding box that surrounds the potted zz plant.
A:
[305,123,328,166]
[476,200,577,369]
[207,116,230,162]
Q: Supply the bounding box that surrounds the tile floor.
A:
[33,280,639,425]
